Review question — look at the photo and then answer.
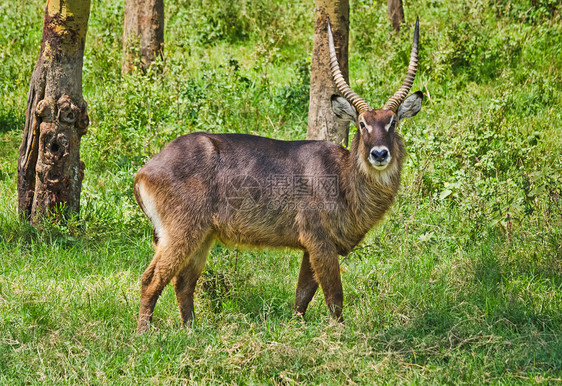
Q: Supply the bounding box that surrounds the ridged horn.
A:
[327,19,371,114]
[383,17,420,112]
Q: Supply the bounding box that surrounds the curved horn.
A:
[327,19,372,114]
[383,16,420,112]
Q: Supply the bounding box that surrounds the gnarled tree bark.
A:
[18,0,90,224]
[122,0,164,74]
[307,0,350,146]
[387,0,405,33]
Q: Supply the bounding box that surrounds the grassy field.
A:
[1,0,561,383]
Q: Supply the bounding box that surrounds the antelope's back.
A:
[136,132,347,187]
[134,132,348,248]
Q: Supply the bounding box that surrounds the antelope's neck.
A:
[343,134,404,231]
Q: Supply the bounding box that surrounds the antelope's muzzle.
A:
[369,146,391,170]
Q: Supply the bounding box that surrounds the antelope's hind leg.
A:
[137,228,210,333]
[172,234,214,326]
[294,251,319,318]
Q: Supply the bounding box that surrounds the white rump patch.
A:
[137,182,167,246]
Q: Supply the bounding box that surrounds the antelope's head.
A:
[329,17,423,173]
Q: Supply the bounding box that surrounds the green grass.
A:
[1,0,561,383]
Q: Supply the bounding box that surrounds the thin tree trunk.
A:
[307,0,350,146]
[387,0,405,33]
[18,0,91,224]
[122,0,164,74]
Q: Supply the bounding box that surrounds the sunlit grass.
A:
[1,0,561,383]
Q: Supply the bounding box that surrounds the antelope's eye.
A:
[388,117,396,131]
[360,122,366,129]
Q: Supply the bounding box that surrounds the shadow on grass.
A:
[366,236,562,379]
[372,303,562,378]
[470,234,561,330]
[196,263,295,323]
[0,110,25,134]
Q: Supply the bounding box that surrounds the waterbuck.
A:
[134,18,423,332]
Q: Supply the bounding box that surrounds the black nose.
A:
[370,148,389,162]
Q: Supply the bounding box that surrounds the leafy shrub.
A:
[447,19,522,84]
[493,0,560,24]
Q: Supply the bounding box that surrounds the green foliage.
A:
[493,0,560,24]
[0,0,561,383]
[168,0,311,48]
[447,18,522,83]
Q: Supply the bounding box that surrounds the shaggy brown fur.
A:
[133,105,415,332]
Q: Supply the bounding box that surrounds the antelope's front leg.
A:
[308,247,344,322]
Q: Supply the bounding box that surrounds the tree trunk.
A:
[307,0,350,146]
[18,0,91,224]
[387,0,405,33]
[122,0,164,74]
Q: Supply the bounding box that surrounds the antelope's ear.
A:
[397,91,423,122]
[331,95,358,123]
